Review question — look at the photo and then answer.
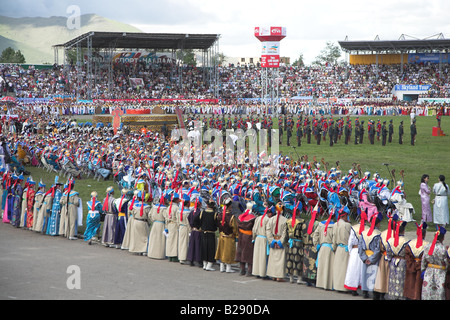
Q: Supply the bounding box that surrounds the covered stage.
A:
[92,105,179,132]
[53,31,221,100]
[93,113,179,133]
[54,31,220,132]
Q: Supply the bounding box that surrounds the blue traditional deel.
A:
[336,205,350,219]
[164,188,176,200]
[327,190,342,211]
[281,190,296,212]
[268,186,280,205]
[182,193,190,202]
[211,187,222,202]
[38,179,46,188]
[172,192,180,201]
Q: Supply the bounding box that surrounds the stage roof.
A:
[338,38,450,53]
[54,31,220,50]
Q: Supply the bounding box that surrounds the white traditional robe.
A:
[344,224,365,291]
[266,213,287,279]
[432,182,449,225]
[252,214,269,277]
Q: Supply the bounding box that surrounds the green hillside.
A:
[0,14,143,64]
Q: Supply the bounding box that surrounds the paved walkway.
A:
[0,221,359,302]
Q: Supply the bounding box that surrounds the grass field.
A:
[24,114,450,234]
[276,114,450,228]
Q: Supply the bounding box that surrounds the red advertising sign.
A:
[261,55,280,68]
[270,27,283,35]
[93,99,219,103]
[254,26,286,42]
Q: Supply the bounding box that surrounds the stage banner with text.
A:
[261,55,280,68]
[408,53,450,64]
[92,99,219,104]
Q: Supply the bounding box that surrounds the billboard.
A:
[261,55,280,68]
[393,84,432,92]
[408,53,450,64]
[261,42,280,55]
[254,26,286,41]
[112,52,175,65]
[255,26,285,68]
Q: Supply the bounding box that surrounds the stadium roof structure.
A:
[338,34,450,53]
[53,31,221,100]
[53,31,220,51]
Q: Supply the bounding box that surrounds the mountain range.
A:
[0,14,143,64]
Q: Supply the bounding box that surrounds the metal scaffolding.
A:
[260,67,281,114]
[53,31,221,100]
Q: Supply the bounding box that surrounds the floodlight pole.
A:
[86,34,92,100]
[54,46,59,65]
[214,38,220,99]
[76,42,82,100]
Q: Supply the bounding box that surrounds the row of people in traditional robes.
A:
[88,183,305,279]
[3,172,449,299]
[41,182,449,300]
[1,173,83,241]
[81,184,349,286]
[250,201,450,300]
[109,187,247,273]
[342,211,449,300]
[0,174,128,247]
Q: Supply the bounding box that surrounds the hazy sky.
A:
[2,0,450,64]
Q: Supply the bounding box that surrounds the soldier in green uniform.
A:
[410,119,417,146]
[328,120,334,147]
[388,119,394,143]
[286,117,292,146]
[296,121,303,147]
[278,116,284,145]
[399,120,404,145]
[368,120,375,145]
[381,121,387,146]
[306,123,312,144]
[344,120,351,145]
[359,120,365,144]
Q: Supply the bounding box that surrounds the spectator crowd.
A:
[1,61,450,103]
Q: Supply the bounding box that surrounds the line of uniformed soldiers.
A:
[185,114,416,147]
